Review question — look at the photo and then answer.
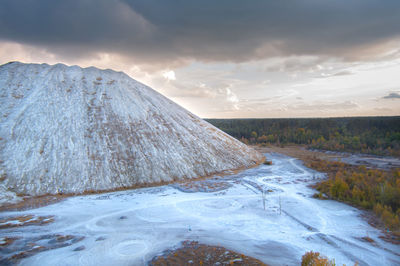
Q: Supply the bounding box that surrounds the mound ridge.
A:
[0,62,263,197]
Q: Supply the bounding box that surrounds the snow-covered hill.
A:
[0,62,263,200]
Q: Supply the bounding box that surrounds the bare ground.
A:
[149,241,268,266]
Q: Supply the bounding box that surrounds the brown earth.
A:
[0,234,85,265]
[0,195,68,212]
[0,237,18,247]
[0,215,54,229]
[149,241,268,266]
[252,145,344,166]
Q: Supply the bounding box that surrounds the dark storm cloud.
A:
[1,0,400,64]
[383,92,400,99]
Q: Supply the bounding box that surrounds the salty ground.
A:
[309,149,400,170]
[1,153,399,265]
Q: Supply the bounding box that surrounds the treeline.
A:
[206,117,400,156]
[310,160,400,232]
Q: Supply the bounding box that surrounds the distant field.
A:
[206,116,400,156]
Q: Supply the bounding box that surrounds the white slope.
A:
[0,62,263,198]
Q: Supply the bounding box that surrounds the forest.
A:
[206,116,400,156]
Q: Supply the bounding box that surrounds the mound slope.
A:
[0,62,263,197]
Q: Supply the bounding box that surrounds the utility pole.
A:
[262,189,266,210]
[279,195,282,215]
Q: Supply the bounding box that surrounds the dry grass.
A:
[0,215,54,229]
[10,246,46,261]
[0,194,68,212]
[252,145,340,166]
[361,236,375,243]
[0,234,85,265]
[149,241,268,266]
[56,235,74,242]
[0,237,19,247]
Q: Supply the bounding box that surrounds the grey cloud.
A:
[292,101,359,111]
[316,70,354,79]
[167,83,218,98]
[264,57,324,73]
[241,97,273,103]
[374,107,392,112]
[239,98,273,107]
[383,92,400,99]
[1,0,400,65]
[332,70,353,76]
[164,79,237,102]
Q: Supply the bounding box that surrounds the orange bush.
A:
[301,251,334,266]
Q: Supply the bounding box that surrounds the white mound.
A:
[0,62,263,198]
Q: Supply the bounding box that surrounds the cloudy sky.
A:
[1,0,399,118]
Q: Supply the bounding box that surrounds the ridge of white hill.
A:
[0,62,264,199]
